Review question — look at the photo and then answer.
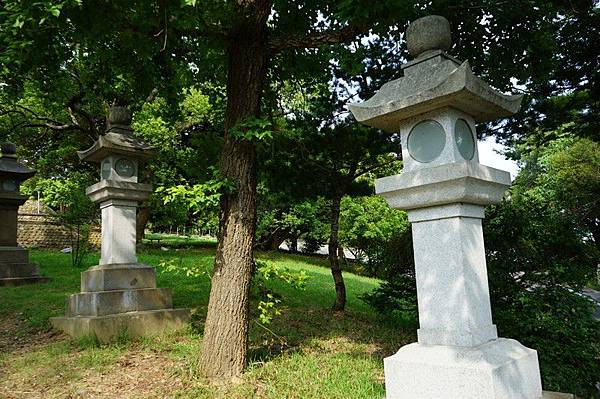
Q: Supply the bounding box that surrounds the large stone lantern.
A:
[0,143,49,286]
[51,107,190,342]
[349,16,544,399]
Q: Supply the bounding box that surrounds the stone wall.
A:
[17,200,100,249]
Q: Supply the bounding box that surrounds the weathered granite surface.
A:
[0,247,49,286]
[0,143,49,286]
[51,107,189,342]
[349,15,553,399]
[347,14,522,130]
[375,160,511,210]
[385,339,542,399]
[406,15,451,57]
[51,308,190,343]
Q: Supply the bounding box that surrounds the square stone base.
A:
[0,276,50,286]
[542,392,575,398]
[50,308,190,343]
[384,338,543,399]
[0,247,49,286]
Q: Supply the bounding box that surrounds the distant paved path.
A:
[279,240,357,260]
[582,288,600,320]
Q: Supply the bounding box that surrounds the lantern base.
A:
[51,262,190,342]
[51,308,190,343]
[0,246,50,286]
[384,338,542,399]
[0,276,50,287]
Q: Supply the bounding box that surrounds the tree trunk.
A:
[268,229,286,251]
[328,194,346,311]
[200,1,270,380]
[257,227,286,251]
[289,236,298,252]
[136,206,150,244]
[590,221,600,285]
[338,245,346,264]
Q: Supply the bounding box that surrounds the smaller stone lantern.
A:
[51,107,189,342]
[0,143,49,286]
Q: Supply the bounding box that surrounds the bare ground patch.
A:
[0,316,61,356]
[1,345,190,399]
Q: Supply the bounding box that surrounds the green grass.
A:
[0,247,414,398]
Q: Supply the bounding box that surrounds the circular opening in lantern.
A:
[454,119,475,160]
[1,179,17,192]
[407,120,446,163]
[115,158,135,178]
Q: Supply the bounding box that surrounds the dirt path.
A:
[0,318,192,398]
[0,316,60,356]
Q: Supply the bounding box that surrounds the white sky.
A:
[478,136,519,180]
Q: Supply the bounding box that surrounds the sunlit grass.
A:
[0,247,412,398]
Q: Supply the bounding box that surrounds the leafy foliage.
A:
[230,117,273,143]
[256,196,329,252]
[158,257,309,326]
[24,174,97,267]
[253,260,309,325]
[339,195,409,278]
[485,192,600,397]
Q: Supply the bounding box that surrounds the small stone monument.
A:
[349,16,544,399]
[0,143,49,286]
[51,106,190,342]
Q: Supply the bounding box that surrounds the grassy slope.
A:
[0,248,414,399]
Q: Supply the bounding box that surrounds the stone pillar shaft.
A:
[100,199,137,265]
[409,204,497,347]
[0,206,19,246]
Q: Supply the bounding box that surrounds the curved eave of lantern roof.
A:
[0,157,36,180]
[347,57,523,132]
[77,131,156,163]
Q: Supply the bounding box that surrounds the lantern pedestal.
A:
[51,256,190,342]
[51,184,190,342]
[0,246,49,286]
[51,308,190,343]
[378,164,542,399]
[0,186,48,286]
[384,339,542,399]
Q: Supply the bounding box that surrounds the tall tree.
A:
[267,122,398,311]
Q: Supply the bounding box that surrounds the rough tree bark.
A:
[328,193,346,311]
[199,0,271,380]
[289,236,298,252]
[198,3,368,378]
[136,206,150,244]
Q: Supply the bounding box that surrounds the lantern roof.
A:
[0,143,36,181]
[347,15,523,132]
[78,106,156,163]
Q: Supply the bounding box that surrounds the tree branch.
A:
[1,103,85,134]
[269,23,367,54]
[20,122,84,131]
[65,70,97,136]
[353,155,401,179]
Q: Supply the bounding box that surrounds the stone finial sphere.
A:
[0,142,17,155]
[406,15,451,58]
[107,106,132,126]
